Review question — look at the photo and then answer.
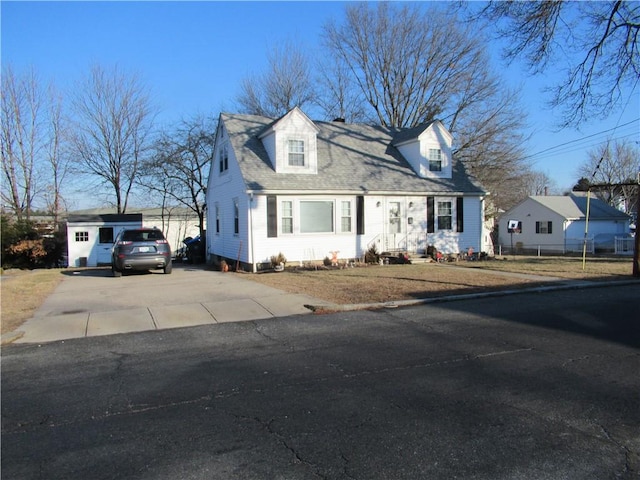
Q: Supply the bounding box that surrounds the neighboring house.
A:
[205,107,487,271]
[135,207,203,252]
[66,207,201,267]
[498,193,631,254]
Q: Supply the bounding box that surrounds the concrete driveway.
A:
[12,264,328,344]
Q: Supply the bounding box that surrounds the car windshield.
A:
[122,230,164,242]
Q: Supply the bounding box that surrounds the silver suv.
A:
[111,228,172,277]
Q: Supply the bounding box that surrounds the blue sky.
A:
[2,1,639,206]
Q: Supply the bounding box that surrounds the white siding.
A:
[396,141,425,177]
[428,196,482,254]
[206,137,250,263]
[142,212,200,253]
[498,200,565,249]
[241,194,484,265]
[261,131,276,169]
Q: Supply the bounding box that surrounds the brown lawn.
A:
[241,256,636,305]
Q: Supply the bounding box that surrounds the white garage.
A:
[66,214,142,267]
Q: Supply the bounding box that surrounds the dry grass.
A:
[460,255,634,279]
[243,256,637,305]
[1,269,64,335]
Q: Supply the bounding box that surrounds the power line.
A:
[530,131,638,162]
[523,117,640,161]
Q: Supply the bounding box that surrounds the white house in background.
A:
[205,107,488,271]
[498,193,631,254]
[66,207,201,267]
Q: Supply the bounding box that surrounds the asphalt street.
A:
[2,284,639,479]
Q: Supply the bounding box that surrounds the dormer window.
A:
[429,148,442,172]
[288,140,305,167]
[258,107,319,174]
[392,120,452,179]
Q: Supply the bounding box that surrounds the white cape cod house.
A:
[205,107,488,271]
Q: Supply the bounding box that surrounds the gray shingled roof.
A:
[221,113,486,195]
[531,195,631,220]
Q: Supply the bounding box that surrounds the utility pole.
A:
[633,177,639,277]
[588,180,639,277]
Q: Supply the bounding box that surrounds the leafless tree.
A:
[522,170,558,196]
[140,116,214,239]
[236,40,316,117]
[316,56,368,123]
[322,2,531,212]
[1,66,43,221]
[42,84,70,227]
[70,65,156,214]
[474,1,640,127]
[577,139,639,213]
[323,3,493,129]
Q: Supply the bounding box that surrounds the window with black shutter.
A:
[356,195,365,235]
[456,197,464,232]
[427,197,435,233]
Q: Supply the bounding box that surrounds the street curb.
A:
[305,279,640,313]
[1,330,25,346]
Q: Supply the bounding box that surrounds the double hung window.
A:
[429,148,442,172]
[288,140,305,166]
[437,201,452,230]
[341,201,352,233]
[281,201,293,234]
[536,221,552,234]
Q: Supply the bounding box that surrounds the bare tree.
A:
[316,56,368,123]
[322,2,530,212]
[475,1,640,126]
[577,139,639,213]
[43,84,69,227]
[523,170,558,196]
[70,65,156,214]
[323,3,494,129]
[140,116,214,239]
[236,40,316,117]
[1,66,43,220]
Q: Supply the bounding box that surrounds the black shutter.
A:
[356,195,365,235]
[535,221,540,234]
[548,221,552,234]
[427,197,435,233]
[456,197,464,232]
[267,195,277,238]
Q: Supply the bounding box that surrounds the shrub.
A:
[364,244,380,264]
[1,216,63,268]
[270,252,287,268]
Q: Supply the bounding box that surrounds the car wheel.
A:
[112,263,122,277]
[164,261,172,274]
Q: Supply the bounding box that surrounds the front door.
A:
[387,201,402,250]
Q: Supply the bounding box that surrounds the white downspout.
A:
[249,192,256,273]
